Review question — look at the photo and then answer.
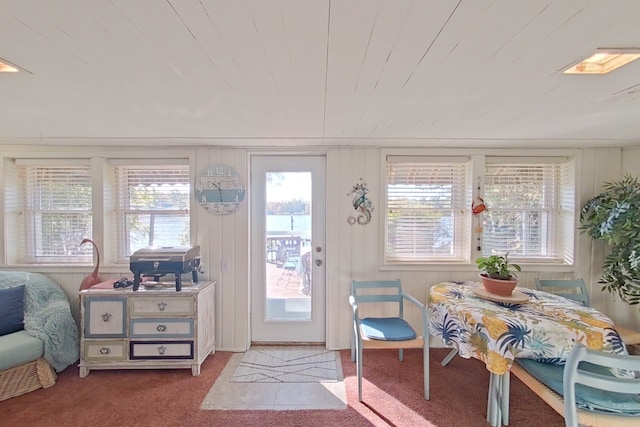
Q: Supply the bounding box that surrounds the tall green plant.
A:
[580,174,640,305]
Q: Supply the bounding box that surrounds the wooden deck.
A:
[266,261,307,298]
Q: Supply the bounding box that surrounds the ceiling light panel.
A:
[563,49,640,74]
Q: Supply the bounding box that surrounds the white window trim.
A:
[379,149,581,270]
[2,155,194,268]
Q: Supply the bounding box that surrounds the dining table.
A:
[428,281,628,427]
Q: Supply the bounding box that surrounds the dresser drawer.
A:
[129,297,194,316]
[84,340,127,361]
[129,318,194,338]
[130,341,194,359]
[85,297,127,338]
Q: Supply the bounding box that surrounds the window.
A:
[8,160,92,263]
[385,156,471,263]
[481,158,575,264]
[113,164,190,261]
[383,154,576,266]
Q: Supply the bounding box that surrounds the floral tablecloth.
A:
[428,281,627,375]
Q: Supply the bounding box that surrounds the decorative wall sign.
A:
[195,165,246,215]
[347,178,374,225]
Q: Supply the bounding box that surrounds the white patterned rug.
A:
[200,346,346,410]
[231,346,340,383]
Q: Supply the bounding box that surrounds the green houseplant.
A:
[580,174,640,306]
[476,252,521,296]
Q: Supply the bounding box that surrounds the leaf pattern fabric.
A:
[428,282,626,375]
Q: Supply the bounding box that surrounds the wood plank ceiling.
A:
[1,0,640,148]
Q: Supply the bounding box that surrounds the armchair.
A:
[349,279,429,401]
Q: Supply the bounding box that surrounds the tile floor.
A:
[200,349,347,410]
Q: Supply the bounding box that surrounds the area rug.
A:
[231,346,339,383]
[200,346,347,410]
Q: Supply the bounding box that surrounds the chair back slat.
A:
[534,278,590,306]
[564,344,640,426]
[351,279,404,315]
[354,294,402,304]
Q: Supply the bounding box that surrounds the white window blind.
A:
[385,157,471,263]
[16,164,92,263]
[115,165,190,260]
[482,158,575,264]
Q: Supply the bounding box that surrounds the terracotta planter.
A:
[480,274,518,296]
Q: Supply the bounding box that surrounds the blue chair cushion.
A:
[360,317,417,341]
[516,358,640,416]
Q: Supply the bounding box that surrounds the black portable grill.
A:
[129,245,201,291]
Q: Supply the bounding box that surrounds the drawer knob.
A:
[99,347,111,355]
[101,312,112,322]
[157,301,167,311]
[157,345,167,355]
[156,324,167,332]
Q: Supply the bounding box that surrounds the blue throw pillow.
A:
[0,285,25,336]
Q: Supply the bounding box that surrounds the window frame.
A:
[2,156,194,267]
[9,159,93,264]
[109,160,191,264]
[481,156,576,265]
[383,155,473,265]
[381,150,578,268]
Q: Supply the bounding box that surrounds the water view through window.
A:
[264,172,312,321]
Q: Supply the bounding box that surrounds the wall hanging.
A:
[347,178,374,225]
[195,165,246,215]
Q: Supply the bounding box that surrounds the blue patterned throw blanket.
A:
[0,271,79,372]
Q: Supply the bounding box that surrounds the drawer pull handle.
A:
[156,324,167,332]
[157,301,167,311]
[101,312,112,322]
[157,345,167,355]
[99,347,111,355]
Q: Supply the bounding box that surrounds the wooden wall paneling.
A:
[337,147,359,348]
[231,148,249,351]
[326,148,346,349]
[5,145,640,351]
[195,148,220,349]
[217,148,248,351]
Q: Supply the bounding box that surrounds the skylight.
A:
[563,49,640,74]
[0,58,20,73]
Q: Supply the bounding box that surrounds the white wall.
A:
[1,144,638,352]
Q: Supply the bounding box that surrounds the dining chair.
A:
[534,278,590,306]
[563,343,640,427]
[349,279,429,401]
[534,278,640,347]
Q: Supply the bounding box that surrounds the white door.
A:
[250,155,326,343]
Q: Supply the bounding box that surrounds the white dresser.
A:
[79,281,215,377]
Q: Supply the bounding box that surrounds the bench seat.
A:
[512,359,640,427]
[0,331,44,371]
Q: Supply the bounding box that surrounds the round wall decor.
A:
[195,165,246,214]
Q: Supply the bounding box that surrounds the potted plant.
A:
[580,174,640,306]
[476,252,521,296]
